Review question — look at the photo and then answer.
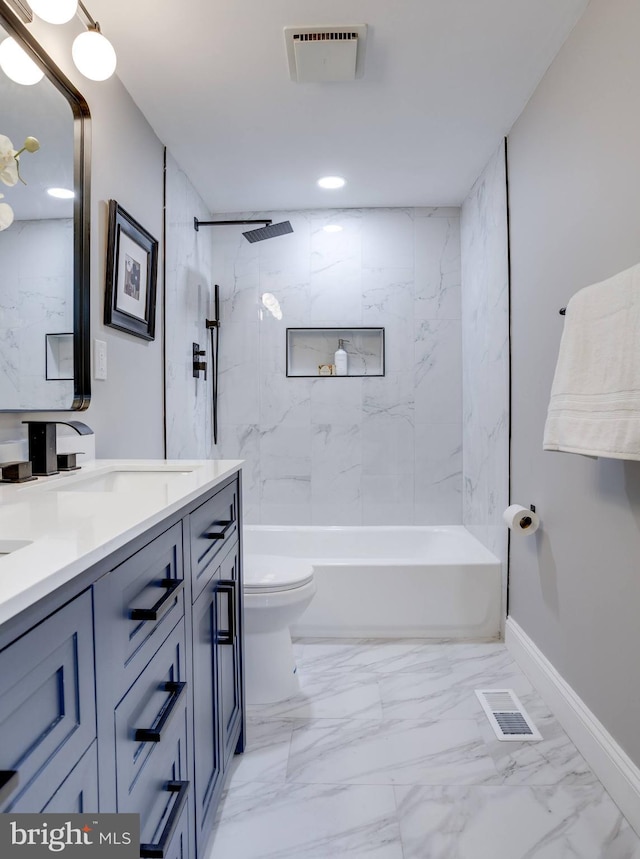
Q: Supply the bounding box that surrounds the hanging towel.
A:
[543,261,640,460]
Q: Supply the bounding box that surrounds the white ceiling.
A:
[89,0,590,213]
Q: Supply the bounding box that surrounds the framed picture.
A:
[104,200,158,340]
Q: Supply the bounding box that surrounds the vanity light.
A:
[72,26,116,81]
[47,187,75,199]
[0,37,44,85]
[317,176,345,189]
[323,224,343,233]
[30,0,78,25]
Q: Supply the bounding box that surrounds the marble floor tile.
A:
[476,693,598,787]
[246,670,383,720]
[294,638,451,676]
[287,718,499,786]
[206,781,404,859]
[224,717,294,787]
[379,672,488,721]
[395,783,640,859]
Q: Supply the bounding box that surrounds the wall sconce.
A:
[29,0,78,25]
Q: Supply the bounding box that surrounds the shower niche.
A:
[286,327,385,377]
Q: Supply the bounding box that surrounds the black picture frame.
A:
[104,200,158,341]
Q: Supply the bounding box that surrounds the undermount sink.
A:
[0,540,32,557]
[51,469,195,493]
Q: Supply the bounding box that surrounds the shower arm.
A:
[194,218,272,231]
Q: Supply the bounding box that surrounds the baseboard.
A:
[505,617,640,837]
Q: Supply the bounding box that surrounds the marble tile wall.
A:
[460,143,510,583]
[0,218,73,409]
[165,152,216,458]
[203,207,462,525]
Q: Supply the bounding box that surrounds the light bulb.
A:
[72,29,117,81]
[323,224,343,233]
[29,0,78,25]
[0,37,44,85]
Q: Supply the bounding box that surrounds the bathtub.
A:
[243,526,502,640]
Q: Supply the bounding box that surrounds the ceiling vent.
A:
[284,25,367,83]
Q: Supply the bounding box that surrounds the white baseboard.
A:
[505,617,640,837]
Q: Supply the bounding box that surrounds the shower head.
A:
[242,221,294,243]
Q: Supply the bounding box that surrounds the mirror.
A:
[0,2,90,411]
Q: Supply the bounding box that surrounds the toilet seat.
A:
[244,554,314,593]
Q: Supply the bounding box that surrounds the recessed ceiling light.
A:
[323,224,343,233]
[48,187,75,199]
[317,176,345,190]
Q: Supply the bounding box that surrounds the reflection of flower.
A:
[0,133,40,231]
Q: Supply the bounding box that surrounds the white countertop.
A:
[0,459,243,627]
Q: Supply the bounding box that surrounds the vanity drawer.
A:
[190,478,239,602]
[0,590,96,813]
[115,620,187,807]
[94,522,185,700]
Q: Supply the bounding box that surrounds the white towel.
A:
[543,261,640,460]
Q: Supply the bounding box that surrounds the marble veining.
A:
[205,640,640,859]
[165,206,463,524]
[460,141,510,610]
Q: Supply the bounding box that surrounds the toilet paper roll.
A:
[503,504,540,535]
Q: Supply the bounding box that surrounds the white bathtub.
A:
[243,526,502,640]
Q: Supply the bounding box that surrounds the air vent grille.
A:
[293,32,359,42]
[284,24,367,83]
[475,689,542,742]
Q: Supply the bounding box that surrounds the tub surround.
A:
[0,458,242,627]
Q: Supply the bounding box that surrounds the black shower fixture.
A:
[193,217,294,242]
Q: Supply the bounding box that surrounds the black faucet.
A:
[22,420,94,476]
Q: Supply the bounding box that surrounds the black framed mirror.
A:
[0,1,90,410]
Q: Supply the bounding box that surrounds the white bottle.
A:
[335,339,348,376]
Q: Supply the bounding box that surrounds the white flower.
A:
[0,193,14,231]
[0,134,18,187]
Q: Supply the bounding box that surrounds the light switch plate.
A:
[94,339,107,380]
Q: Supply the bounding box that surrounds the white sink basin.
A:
[51,469,194,493]
[0,540,32,557]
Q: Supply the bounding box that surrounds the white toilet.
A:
[243,555,316,704]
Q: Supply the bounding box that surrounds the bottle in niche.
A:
[335,339,348,376]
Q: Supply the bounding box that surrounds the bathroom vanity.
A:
[0,459,244,859]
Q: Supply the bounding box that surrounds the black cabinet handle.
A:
[204,520,234,541]
[139,780,189,858]
[0,770,19,804]
[130,578,183,622]
[134,681,187,743]
[217,580,236,645]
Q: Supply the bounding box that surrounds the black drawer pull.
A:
[130,578,183,622]
[0,770,19,804]
[139,780,189,858]
[217,580,236,645]
[134,681,187,743]
[204,520,234,541]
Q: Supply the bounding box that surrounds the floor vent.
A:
[475,689,542,742]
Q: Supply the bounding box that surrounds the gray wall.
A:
[508,0,640,766]
[0,18,165,458]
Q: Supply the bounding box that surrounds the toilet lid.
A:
[244,554,314,592]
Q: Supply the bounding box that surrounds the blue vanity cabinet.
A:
[217,544,244,771]
[42,743,99,814]
[114,620,192,858]
[189,476,244,856]
[0,590,97,813]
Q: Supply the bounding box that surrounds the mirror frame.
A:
[0,1,91,410]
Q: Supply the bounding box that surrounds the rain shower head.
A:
[193,217,294,242]
[242,221,294,243]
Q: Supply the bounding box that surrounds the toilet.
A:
[243,554,316,704]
